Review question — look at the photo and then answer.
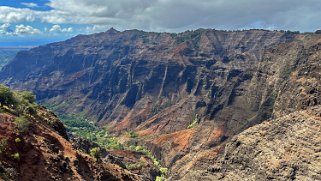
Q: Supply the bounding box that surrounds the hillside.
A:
[183,106,321,180]
[0,29,320,179]
[0,85,140,181]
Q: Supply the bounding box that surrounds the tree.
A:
[0,84,15,107]
[18,91,36,104]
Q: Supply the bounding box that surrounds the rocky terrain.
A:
[183,106,321,181]
[0,28,320,180]
[0,87,141,181]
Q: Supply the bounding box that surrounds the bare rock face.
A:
[184,106,321,181]
[0,29,320,178]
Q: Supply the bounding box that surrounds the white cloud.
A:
[44,0,321,32]
[14,24,41,36]
[0,23,11,35]
[2,0,321,32]
[0,23,41,36]
[49,24,73,33]
[0,6,36,23]
[21,2,39,8]
[85,25,110,33]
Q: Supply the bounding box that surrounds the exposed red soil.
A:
[152,128,196,152]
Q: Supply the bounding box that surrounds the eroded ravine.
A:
[0,29,320,179]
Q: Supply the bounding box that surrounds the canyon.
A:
[0,28,320,180]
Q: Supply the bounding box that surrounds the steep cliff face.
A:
[0,29,320,178]
[0,48,27,69]
[0,29,297,130]
[183,106,321,181]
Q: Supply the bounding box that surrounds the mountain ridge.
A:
[0,28,320,179]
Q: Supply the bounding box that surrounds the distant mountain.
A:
[0,47,30,69]
[0,29,320,180]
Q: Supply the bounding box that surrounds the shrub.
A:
[13,91,37,115]
[15,138,22,143]
[135,145,145,152]
[89,147,101,159]
[105,137,124,150]
[24,105,37,115]
[126,163,139,170]
[11,152,20,160]
[18,91,35,104]
[0,139,7,153]
[187,114,199,129]
[14,116,29,132]
[0,84,16,108]
[126,131,138,138]
[155,176,164,181]
[160,167,168,174]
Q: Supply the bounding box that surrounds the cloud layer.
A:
[1,0,321,36]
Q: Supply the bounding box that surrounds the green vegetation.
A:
[155,166,168,181]
[14,138,22,143]
[14,91,36,104]
[0,85,40,159]
[14,116,30,133]
[187,114,199,129]
[14,92,37,116]
[128,145,168,179]
[155,176,165,181]
[159,167,168,174]
[59,113,169,179]
[0,84,39,133]
[57,112,168,178]
[125,160,147,170]
[0,139,7,154]
[89,147,101,159]
[11,152,20,160]
[0,85,171,179]
[60,114,96,131]
[0,84,37,116]
[55,113,124,150]
[126,131,138,138]
[0,84,16,108]
[43,101,168,180]
[126,163,139,170]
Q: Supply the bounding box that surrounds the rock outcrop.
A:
[183,106,321,180]
[0,29,320,178]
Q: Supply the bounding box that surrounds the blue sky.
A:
[1,0,321,46]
